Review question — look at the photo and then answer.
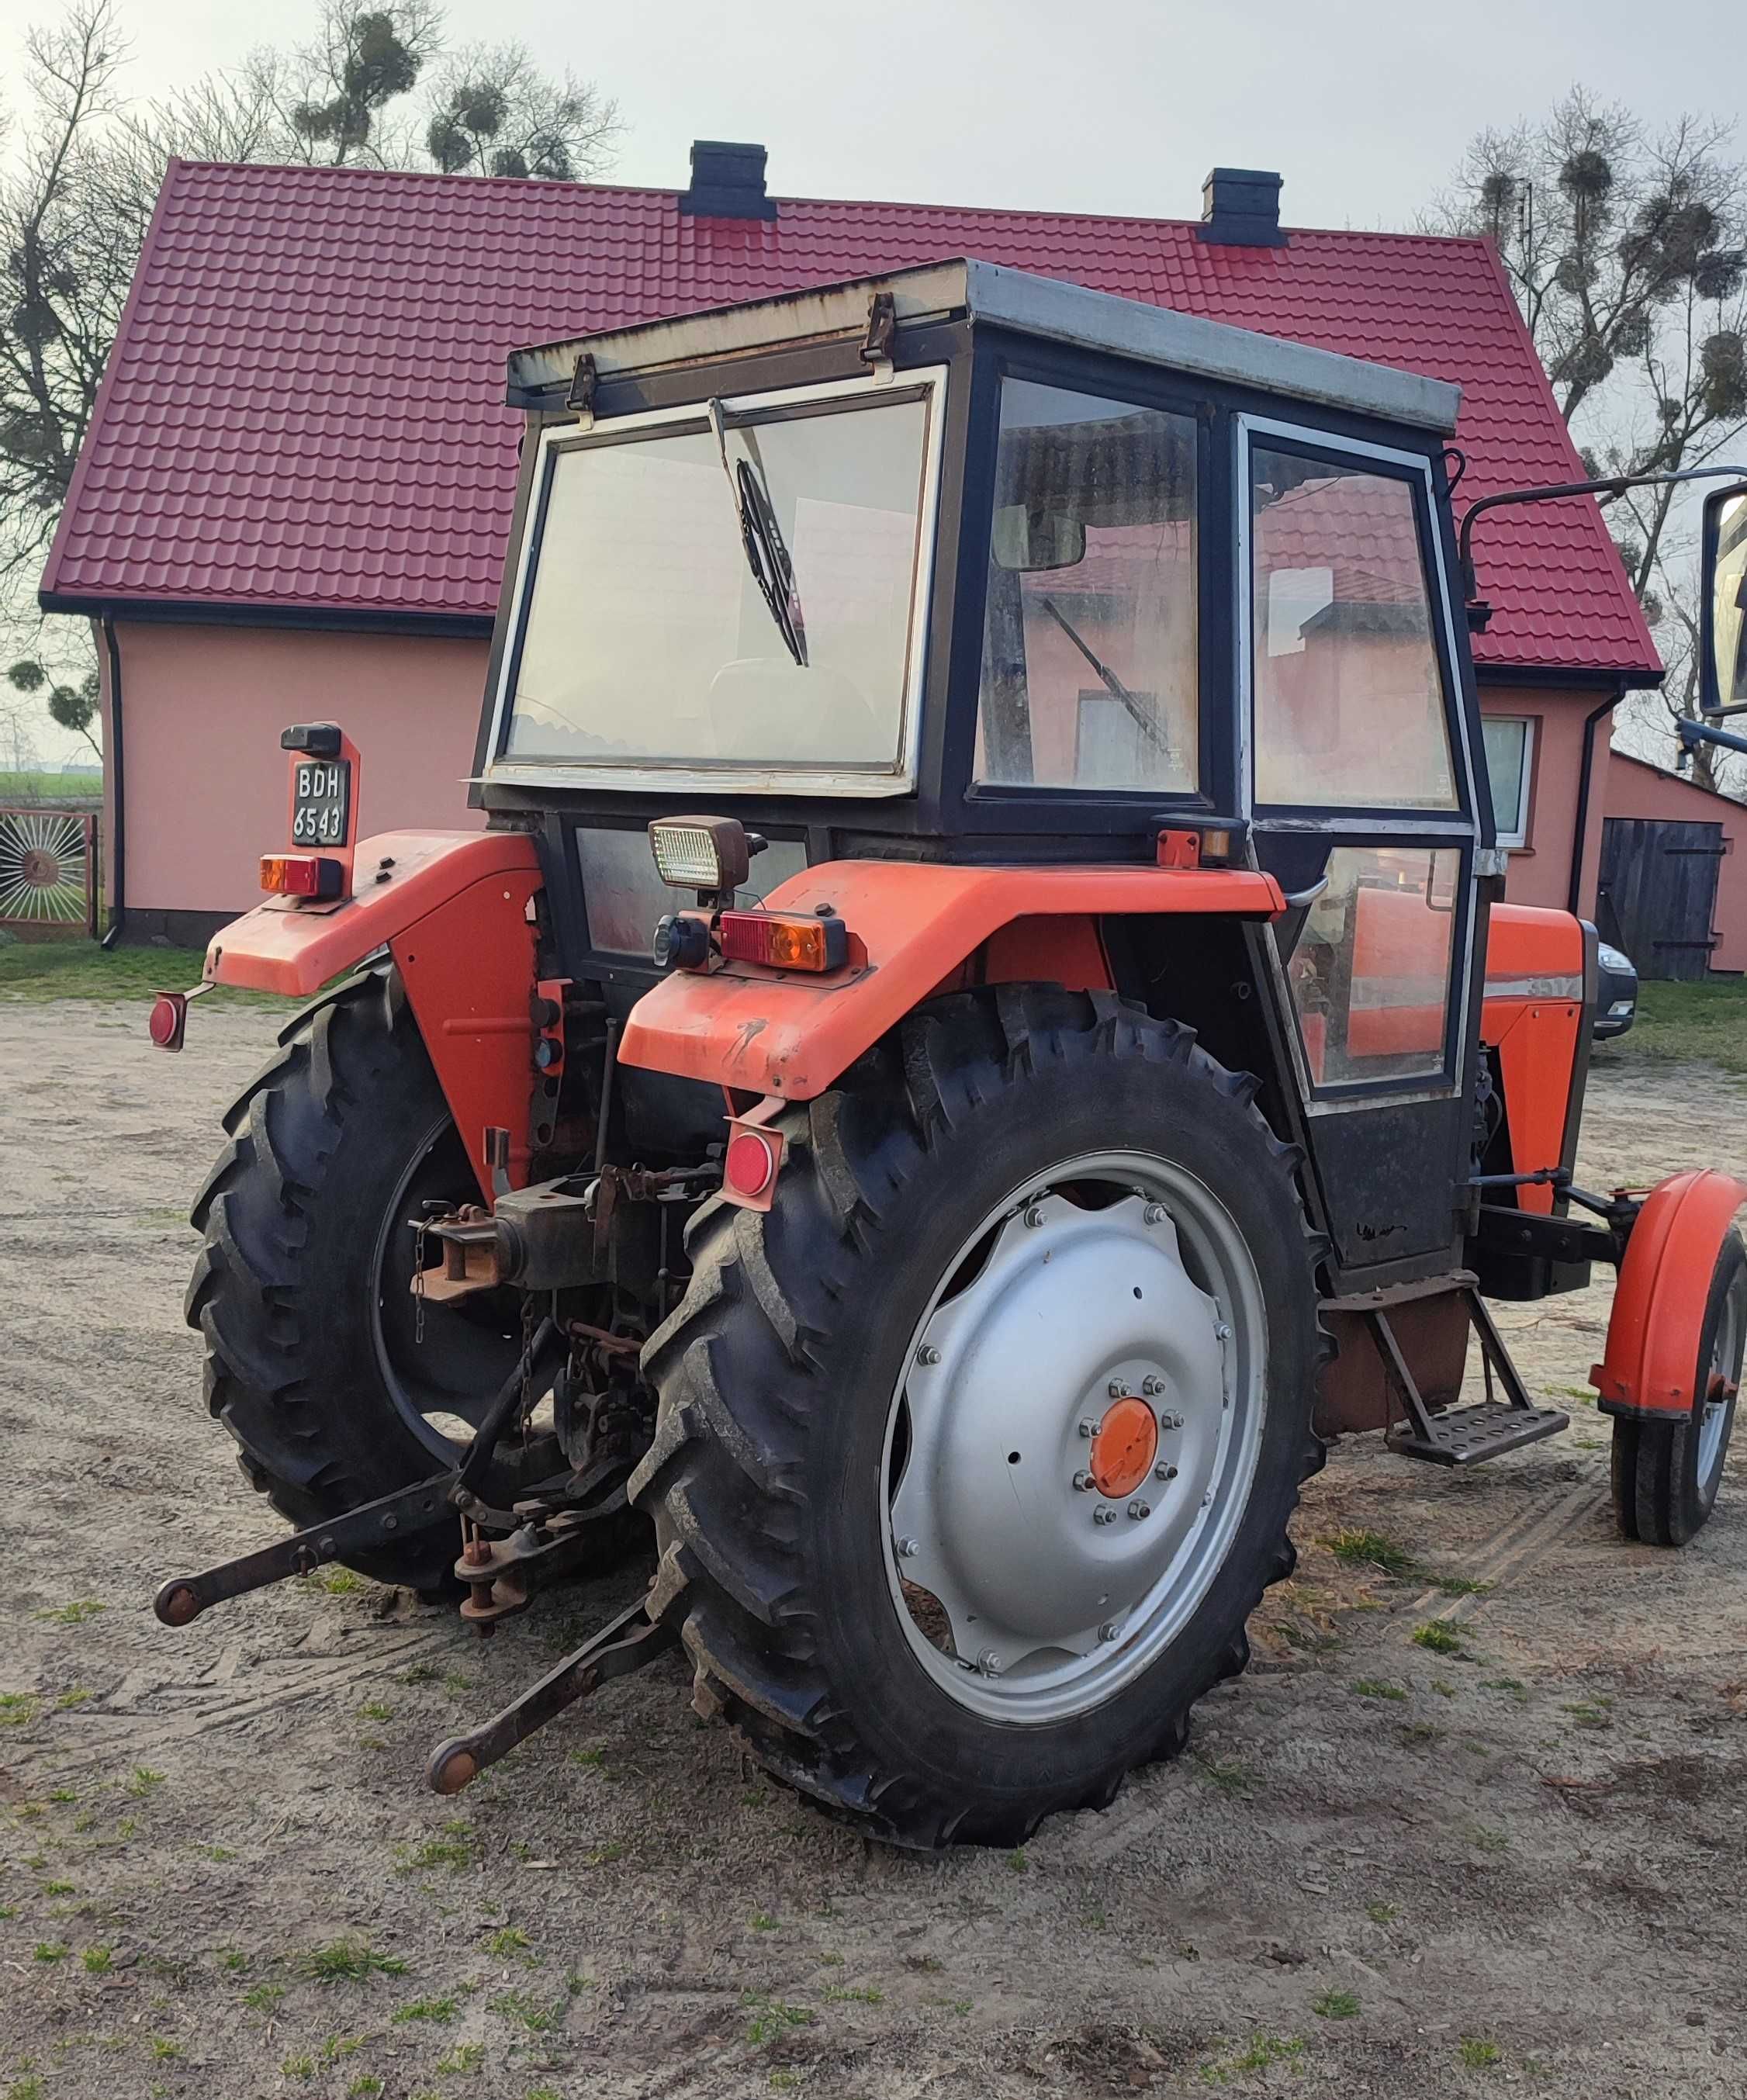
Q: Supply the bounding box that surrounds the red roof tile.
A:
[41,160,1659,680]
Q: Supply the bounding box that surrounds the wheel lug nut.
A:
[1072,1470,1095,1493]
[1126,1500,1150,1521]
[1215,1322,1233,1341]
[1078,1418,1096,1438]
[1165,1411,1183,1431]
[916,1344,940,1366]
[896,1537,920,1559]
[1108,1379,1126,1399]
[1023,1206,1045,1228]
[1155,1462,1178,1482]
[1143,1203,1167,1225]
[1093,1506,1115,1526]
[977,1649,1004,1676]
[1098,1621,1120,1642]
[1141,1375,1164,1397]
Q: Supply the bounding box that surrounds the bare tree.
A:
[423,43,620,180]
[0,0,139,578]
[1431,89,1747,591]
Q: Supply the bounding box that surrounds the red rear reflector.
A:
[261,853,341,898]
[148,991,187,1051]
[725,1130,777,1199]
[717,909,847,972]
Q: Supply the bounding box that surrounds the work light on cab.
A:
[648,815,752,894]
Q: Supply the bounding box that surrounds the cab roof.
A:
[506,258,1463,438]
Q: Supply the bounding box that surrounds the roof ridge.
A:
[166,157,1497,252]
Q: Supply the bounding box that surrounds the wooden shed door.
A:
[1599,817,1724,981]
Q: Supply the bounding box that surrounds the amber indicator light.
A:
[717,909,847,973]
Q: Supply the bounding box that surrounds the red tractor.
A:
[151,262,1747,1849]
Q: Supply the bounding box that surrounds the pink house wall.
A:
[103,621,489,927]
[1479,685,1610,917]
[1603,751,1747,974]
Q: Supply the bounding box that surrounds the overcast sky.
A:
[23,0,1745,228]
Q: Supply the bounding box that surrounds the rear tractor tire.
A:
[186,964,566,1592]
[1612,1233,1745,1548]
[631,986,1327,1848]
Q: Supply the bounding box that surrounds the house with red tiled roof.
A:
[40,144,1662,943]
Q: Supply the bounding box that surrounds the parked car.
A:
[1595,941,1639,1039]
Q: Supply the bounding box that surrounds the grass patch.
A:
[81,1945,112,1974]
[749,1910,779,1932]
[1196,1756,1254,1797]
[1323,1528,1420,1578]
[0,1693,40,1727]
[1413,1621,1465,1656]
[391,1994,457,2025]
[1601,977,1747,1074]
[1365,1901,1398,1924]
[356,1700,391,1723]
[484,1926,534,1960]
[1458,2036,1503,2067]
[123,1766,165,1798]
[303,1938,407,1984]
[33,1941,68,1963]
[1007,1848,1028,1873]
[1469,1825,1510,1853]
[486,1988,559,2033]
[299,1565,368,1597]
[435,2042,484,2074]
[242,1984,285,2014]
[348,2081,384,2098]
[37,1599,106,1626]
[399,1821,476,1873]
[823,1983,884,2005]
[147,2037,182,2060]
[1351,1679,1408,1701]
[1430,1576,1493,1598]
[282,2055,315,2079]
[742,1994,815,2047]
[55,1688,92,1711]
[1313,1988,1360,2019]
[1231,2034,1307,2072]
[0,939,289,1006]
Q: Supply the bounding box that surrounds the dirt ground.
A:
[4,1001,1745,2100]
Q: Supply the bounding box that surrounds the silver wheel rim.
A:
[880,1149,1268,1725]
[1697,1271,1745,1493]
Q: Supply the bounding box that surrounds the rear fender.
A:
[1591,1170,1747,1419]
[618,859,1285,1101]
[205,829,544,1195]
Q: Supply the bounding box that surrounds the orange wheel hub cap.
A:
[1089,1397,1159,1499]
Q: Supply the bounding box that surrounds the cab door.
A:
[1237,419,1487,1284]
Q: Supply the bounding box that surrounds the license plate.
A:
[291,759,351,848]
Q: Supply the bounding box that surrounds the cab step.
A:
[1354,1285,1569,1469]
[1385,1398,1569,1467]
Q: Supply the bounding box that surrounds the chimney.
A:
[679,140,777,221]
[1197,168,1286,247]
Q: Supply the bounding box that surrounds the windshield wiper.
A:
[1038,594,1171,759]
[707,398,808,668]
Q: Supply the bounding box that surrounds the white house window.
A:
[1482,714,1534,849]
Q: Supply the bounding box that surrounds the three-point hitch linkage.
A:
[154,1298,679,1791]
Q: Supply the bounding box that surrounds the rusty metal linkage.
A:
[426,1596,676,1794]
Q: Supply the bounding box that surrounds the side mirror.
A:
[1700,483,1747,714]
[991,504,1086,573]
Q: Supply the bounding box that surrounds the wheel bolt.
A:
[977,1649,1004,1676]
[1098,1621,1120,1642]
[1023,1206,1045,1228]
[1093,1506,1116,1526]
[1127,1500,1150,1521]
[1078,1417,1096,1438]
[1108,1379,1126,1399]
[1072,1470,1095,1492]
[1143,1204,1167,1225]
[1215,1322,1233,1341]
[1141,1375,1164,1397]
[1164,1411,1184,1431]
[1155,1462,1178,1482]
[916,1344,940,1366]
[897,1537,920,1559]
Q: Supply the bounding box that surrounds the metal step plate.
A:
[1387,1400,1569,1467]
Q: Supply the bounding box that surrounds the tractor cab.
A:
[157,262,1747,1849]
[483,261,1490,1288]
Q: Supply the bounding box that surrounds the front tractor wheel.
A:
[186,965,559,1592]
[1612,1233,1745,1548]
[631,988,1326,1848]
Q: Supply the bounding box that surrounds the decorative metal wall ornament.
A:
[0,810,98,933]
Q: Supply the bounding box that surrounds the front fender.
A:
[1591,1170,1747,1419]
[618,859,1285,1102]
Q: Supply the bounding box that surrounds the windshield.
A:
[500,386,934,774]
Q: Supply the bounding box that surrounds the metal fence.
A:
[0,808,99,937]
